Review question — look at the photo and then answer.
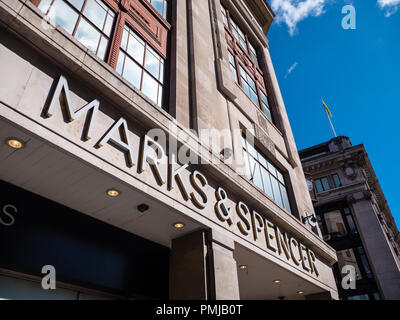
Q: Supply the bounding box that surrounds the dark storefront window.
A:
[38,0,115,60]
[242,134,291,213]
[221,4,273,122]
[0,180,169,299]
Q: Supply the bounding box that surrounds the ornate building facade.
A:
[300,136,400,300]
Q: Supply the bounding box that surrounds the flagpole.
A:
[326,110,337,137]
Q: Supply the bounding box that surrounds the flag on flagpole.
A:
[321,98,333,117]
[321,98,337,137]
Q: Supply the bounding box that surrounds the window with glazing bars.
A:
[146,0,168,19]
[314,176,331,193]
[239,66,259,107]
[116,25,165,107]
[228,51,238,83]
[38,0,115,60]
[241,134,291,213]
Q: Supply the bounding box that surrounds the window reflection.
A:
[242,135,291,213]
[117,25,165,107]
[325,210,347,238]
[39,0,115,60]
[337,249,363,280]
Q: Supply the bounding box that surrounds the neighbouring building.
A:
[300,136,400,300]
[0,0,338,300]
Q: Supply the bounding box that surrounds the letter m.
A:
[45,75,99,140]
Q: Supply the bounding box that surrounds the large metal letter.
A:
[46,75,99,140]
[97,118,135,167]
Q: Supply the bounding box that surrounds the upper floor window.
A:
[146,0,168,19]
[38,0,115,60]
[228,51,238,83]
[221,4,273,123]
[116,25,165,107]
[332,173,342,188]
[230,18,247,50]
[239,66,259,107]
[315,173,342,193]
[315,176,330,193]
[241,134,291,213]
[248,42,259,67]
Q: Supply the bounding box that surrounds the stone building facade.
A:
[300,136,400,300]
[0,0,338,299]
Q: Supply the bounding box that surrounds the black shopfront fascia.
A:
[315,201,380,300]
[0,179,169,299]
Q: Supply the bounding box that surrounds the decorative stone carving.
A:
[254,124,275,156]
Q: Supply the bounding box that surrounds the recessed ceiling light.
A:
[297,291,304,295]
[173,222,185,229]
[239,265,248,270]
[6,138,24,149]
[273,279,281,284]
[106,189,120,197]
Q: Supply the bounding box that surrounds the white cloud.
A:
[285,62,299,78]
[271,0,328,35]
[377,0,400,17]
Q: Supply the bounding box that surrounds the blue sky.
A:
[267,0,400,226]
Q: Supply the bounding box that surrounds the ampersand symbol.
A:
[215,187,233,225]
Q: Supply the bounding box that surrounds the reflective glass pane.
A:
[243,150,251,179]
[337,249,362,280]
[348,295,369,301]
[127,33,145,65]
[315,179,323,193]
[247,140,257,158]
[68,0,84,10]
[38,0,52,13]
[103,14,114,36]
[271,176,283,206]
[97,36,108,60]
[84,0,107,28]
[280,184,291,213]
[325,210,347,238]
[332,174,342,188]
[152,0,164,16]
[144,48,161,80]
[276,170,284,184]
[123,57,142,89]
[121,27,129,51]
[75,18,101,53]
[321,177,330,191]
[252,162,264,190]
[346,214,358,234]
[263,104,272,121]
[48,0,79,34]
[250,90,260,107]
[142,72,159,103]
[157,85,163,107]
[357,247,373,278]
[159,61,164,83]
[116,52,125,74]
[261,168,273,198]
